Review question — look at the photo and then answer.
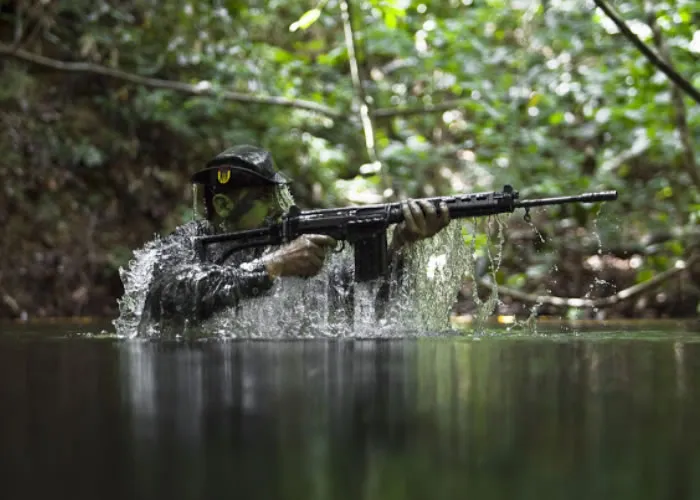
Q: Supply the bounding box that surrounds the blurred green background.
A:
[0,0,697,321]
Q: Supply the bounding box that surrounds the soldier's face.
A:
[213,187,283,230]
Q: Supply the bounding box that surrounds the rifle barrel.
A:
[515,190,617,209]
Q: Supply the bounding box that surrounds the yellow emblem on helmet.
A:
[217,168,231,184]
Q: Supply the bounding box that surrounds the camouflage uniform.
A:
[126,144,411,337]
[136,219,385,336]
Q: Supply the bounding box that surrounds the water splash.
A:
[202,222,470,339]
[463,216,507,334]
[113,187,207,338]
[591,202,603,255]
[113,236,165,337]
[114,221,470,339]
[192,184,202,220]
[389,220,471,333]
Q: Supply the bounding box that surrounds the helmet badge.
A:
[217,167,231,184]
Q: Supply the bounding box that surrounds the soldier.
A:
[130,145,450,334]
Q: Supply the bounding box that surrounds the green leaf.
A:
[636,269,654,283]
[384,11,397,29]
[665,240,684,256]
[549,112,564,125]
[289,8,321,32]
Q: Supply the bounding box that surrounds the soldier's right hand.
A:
[262,234,337,278]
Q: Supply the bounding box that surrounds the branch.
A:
[0,44,344,119]
[373,99,472,118]
[477,254,698,309]
[592,0,700,105]
[0,43,473,124]
[644,2,699,190]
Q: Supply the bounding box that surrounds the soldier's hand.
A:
[394,200,451,246]
[262,234,337,278]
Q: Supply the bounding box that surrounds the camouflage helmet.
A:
[191,145,291,189]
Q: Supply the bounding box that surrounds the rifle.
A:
[193,185,618,282]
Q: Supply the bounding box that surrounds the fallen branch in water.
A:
[477,254,698,309]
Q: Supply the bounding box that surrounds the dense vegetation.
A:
[0,0,698,321]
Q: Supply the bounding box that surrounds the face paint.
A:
[236,200,273,229]
[215,187,282,230]
[227,189,263,220]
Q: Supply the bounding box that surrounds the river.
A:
[1,320,699,500]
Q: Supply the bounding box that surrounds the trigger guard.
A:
[334,240,345,253]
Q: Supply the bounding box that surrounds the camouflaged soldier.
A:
[137,145,450,332]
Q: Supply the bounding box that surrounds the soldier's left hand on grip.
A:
[395,200,451,245]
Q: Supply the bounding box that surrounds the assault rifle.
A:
[193,185,617,282]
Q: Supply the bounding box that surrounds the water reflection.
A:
[1,336,700,499]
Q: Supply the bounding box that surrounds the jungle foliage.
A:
[0,0,698,320]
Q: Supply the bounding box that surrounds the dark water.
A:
[2,322,700,500]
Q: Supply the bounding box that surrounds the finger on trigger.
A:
[307,234,337,247]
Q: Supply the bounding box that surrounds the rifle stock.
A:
[193,185,618,282]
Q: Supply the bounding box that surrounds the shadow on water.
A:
[1,322,700,499]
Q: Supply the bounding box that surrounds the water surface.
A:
[1,321,699,500]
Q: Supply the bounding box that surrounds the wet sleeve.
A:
[143,258,275,323]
